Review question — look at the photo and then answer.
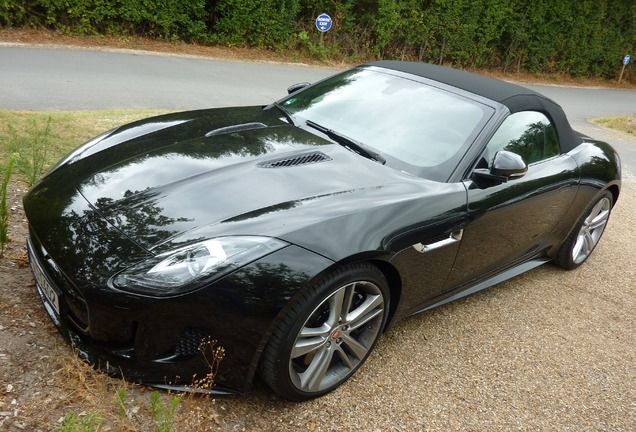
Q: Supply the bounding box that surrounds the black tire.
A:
[554,191,613,270]
[259,263,389,401]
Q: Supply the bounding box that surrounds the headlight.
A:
[112,236,288,296]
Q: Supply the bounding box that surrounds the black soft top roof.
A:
[367,60,581,152]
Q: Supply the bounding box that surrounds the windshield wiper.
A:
[270,102,296,125]
[305,120,386,164]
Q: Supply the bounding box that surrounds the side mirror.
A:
[473,150,527,183]
[287,82,310,94]
[491,150,528,178]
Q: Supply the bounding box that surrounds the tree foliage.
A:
[1,0,208,40]
[1,0,634,78]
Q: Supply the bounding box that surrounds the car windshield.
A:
[279,67,493,181]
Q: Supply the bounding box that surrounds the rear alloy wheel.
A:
[260,263,389,401]
[555,191,613,270]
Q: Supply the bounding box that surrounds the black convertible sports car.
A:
[24,61,621,401]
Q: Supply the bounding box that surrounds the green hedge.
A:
[1,0,634,78]
[211,0,301,48]
[1,0,209,40]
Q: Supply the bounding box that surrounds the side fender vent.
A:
[205,122,267,137]
[259,152,332,168]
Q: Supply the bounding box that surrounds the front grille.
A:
[258,152,332,168]
[174,328,216,358]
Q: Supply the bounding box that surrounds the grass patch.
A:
[0,109,171,184]
[49,339,226,431]
[0,155,16,256]
[5,115,52,186]
[54,412,103,432]
[592,114,636,136]
[150,391,181,432]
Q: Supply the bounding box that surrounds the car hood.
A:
[28,107,454,260]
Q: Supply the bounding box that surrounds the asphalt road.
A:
[1,44,635,176]
[0,45,332,110]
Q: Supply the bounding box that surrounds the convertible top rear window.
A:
[281,68,493,181]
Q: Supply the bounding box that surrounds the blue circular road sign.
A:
[316,14,332,33]
[624,54,631,65]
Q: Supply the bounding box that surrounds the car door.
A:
[387,181,468,316]
[444,111,579,289]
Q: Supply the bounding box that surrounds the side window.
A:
[485,111,560,167]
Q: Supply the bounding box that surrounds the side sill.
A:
[410,257,551,316]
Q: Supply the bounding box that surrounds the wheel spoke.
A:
[340,333,369,360]
[329,283,357,325]
[300,345,334,392]
[327,288,345,327]
[299,323,331,338]
[292,323,330,358]
[340,283,356,321]
[582,231,595,257]
[587,210,609,231]
[292,337,325,359]
[334,344,355,369]
[346,294,384,331]
[572,235,585,261]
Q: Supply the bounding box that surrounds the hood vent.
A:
[259,152,332,168]
[205,122,267,137]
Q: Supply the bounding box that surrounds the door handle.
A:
[413,229,464,253]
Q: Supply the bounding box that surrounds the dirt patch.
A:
[0,28,340,69]
[0,180,71,429]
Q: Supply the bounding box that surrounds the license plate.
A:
[30,254,60,316]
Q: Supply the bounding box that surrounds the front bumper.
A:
[26,232,333,393]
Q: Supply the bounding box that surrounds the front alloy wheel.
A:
[260,263,389,401]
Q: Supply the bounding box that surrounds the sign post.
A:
[619,54,630,83]
[315,13,332,45]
